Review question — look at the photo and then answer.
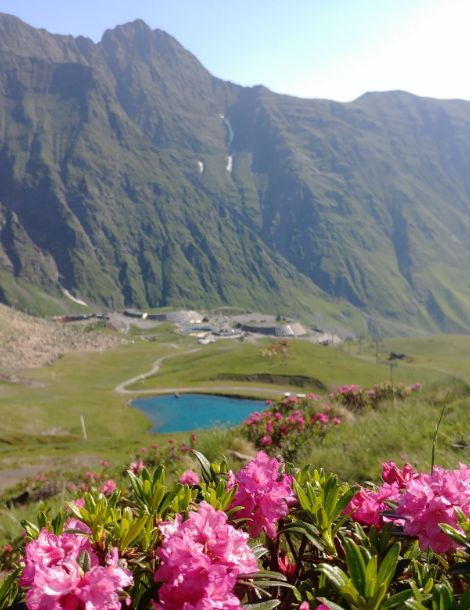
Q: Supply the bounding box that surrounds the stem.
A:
[431,404,447,473]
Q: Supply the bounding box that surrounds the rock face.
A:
[0,304,125,377]
[1,14,470,334]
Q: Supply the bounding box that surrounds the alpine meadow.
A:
[1,10,470,610]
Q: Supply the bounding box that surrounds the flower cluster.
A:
[154,502,257,610]
[229,451,295,537]
[396,464,470,552]
[331,381,420,410]
[346,461,470,553]
[10,449,470,610]
[242,395,342,456]
[343,460,414,528]
[20,520,132,610]
[179,470,200,485]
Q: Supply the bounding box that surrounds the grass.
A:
[0,331,469,549]
[0,327,194,469]
[298,387,470,482]
[0,330,469,491]
[133,337,451,394]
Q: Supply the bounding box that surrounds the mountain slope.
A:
[0,13,470,334]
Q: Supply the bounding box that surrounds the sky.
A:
[1,0,469,102]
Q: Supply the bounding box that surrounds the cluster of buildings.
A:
[57,307,341,346]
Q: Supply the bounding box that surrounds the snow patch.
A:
[219,114,234,147]
[62,288,88,307]
[198,160,205,175]
[226,155,233,173]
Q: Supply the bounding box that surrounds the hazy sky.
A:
[1,0,468,102]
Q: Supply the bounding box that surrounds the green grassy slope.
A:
[1,330,468,475]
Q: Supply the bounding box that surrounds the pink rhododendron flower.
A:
[312,412,329,425]
[260,435,272,446]
[396,464,470,552]
[75,561,133,610]
[179,470,200,485]
[344,483,400,528]
[299,603,310,610]
[153,502,257,610]
[20,524,132,610]
[129,460,144,474]
[278,554,296,579]
[229,451,295,537]
[101,479,117,496]
[382,461,415,488]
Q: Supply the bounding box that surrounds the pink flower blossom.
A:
[101,479,117,496]
[260,435,272,446]
[278,554,296,579]
[382,461,415,488]
[20,526,132,610]
[396,464,470,552]
[312,412,329,425]
[344,483,400,528]
[129,460,144,474]
[332,416,341,425]
[153,502,257,610]
[229,452,295,537]
[179,470,200,485]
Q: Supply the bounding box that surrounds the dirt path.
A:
[114,347,200,394]
[114,346,286,398]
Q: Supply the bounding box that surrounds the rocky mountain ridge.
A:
[1,14,470,335]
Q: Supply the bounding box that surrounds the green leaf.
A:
[381,589,413,609]
[377,542,400,590]
[243,601,281,610]
[192,449,213,484]
[339,582,362,605]
[364,555,378,599]
[240,570,287,581]
[317,598,347,610]
[344,538,366,596]
[120,515,148,549]
[369,581,387,610]
[77,550,91,573]
[249,543,269,560]
[317,563,350,590]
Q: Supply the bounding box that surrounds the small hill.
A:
[0,304,125,378]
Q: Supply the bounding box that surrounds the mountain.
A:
[0,14,470,335]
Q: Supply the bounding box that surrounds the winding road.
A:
[113,346,286,397]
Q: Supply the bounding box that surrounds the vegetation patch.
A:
[210,372,326,389]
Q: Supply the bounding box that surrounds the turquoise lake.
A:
[132,393,265,433]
